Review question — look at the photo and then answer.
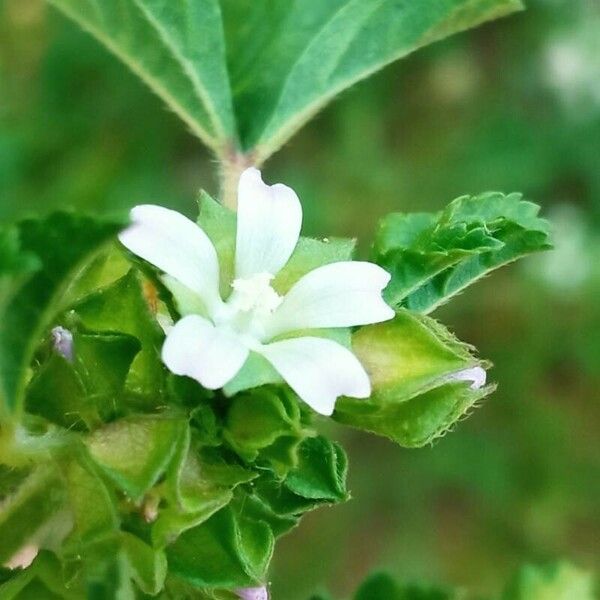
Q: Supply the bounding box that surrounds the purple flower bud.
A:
[235,586,269,600]
[51,326,74,362]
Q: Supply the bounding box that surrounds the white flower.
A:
[119,168,394,415]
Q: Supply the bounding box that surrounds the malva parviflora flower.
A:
[119,168,394,415]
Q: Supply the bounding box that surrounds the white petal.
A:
[265,261,394,338]
[235,168,302,279]
[442,366,487,390]
[259,337,370,416]
[119,205,222,314]
[161,315,248,389]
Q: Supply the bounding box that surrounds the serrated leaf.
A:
[85,415,187,501]
[334,310,492,447]
[47,0,236,152]
[0,213,123,418]
[223,0,523,159]
[167,506,273,588]
[375,193,551,313]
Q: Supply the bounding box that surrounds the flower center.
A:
[216,273,282,342]
[230,272,283,315]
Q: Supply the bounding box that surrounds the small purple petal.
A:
[51,326,74,362]
[442,366,487,390]
[235,586,269,600]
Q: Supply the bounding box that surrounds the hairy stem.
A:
[219,148,257,210]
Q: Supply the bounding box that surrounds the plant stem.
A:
[219,147,256,210]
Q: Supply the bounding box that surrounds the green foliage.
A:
[47,0,522,162]
[223,0,523,160]
[0,2,556,597]
[0,213,124,418]
[374,193,552,313]
[46,0,235,152]
[335,309,491,447]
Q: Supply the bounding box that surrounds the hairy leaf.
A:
[47,0,236,152]
[375,193,551,313]
[223,0,523,159]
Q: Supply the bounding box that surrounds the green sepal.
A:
[223,387,308,476]
[254,436,349,519]
[334,310,491,447]
[166,505,274,588]
[26,331,141,429]
[72,270,165,400]
[85,415,187,502]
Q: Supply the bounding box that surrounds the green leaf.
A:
[375,193,551,313]
[0,467,67,564]
[73,270,165,398]
[354,573,457,600]
[167,506,274,588]
[502,562,597,600]
[334,310,492,447]
[47,0,236,152]
[223,0,523,159]
[0,213,123,418]
[85,415,187,501]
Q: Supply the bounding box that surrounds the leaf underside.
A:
[47,0,523,161]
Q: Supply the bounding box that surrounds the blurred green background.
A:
[1,0,599,598]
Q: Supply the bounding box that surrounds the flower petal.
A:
[119,205,222,314]
[235,168,302,279]
[259,337,370,416]
[162,315,248,389]
[265,261,394,338]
